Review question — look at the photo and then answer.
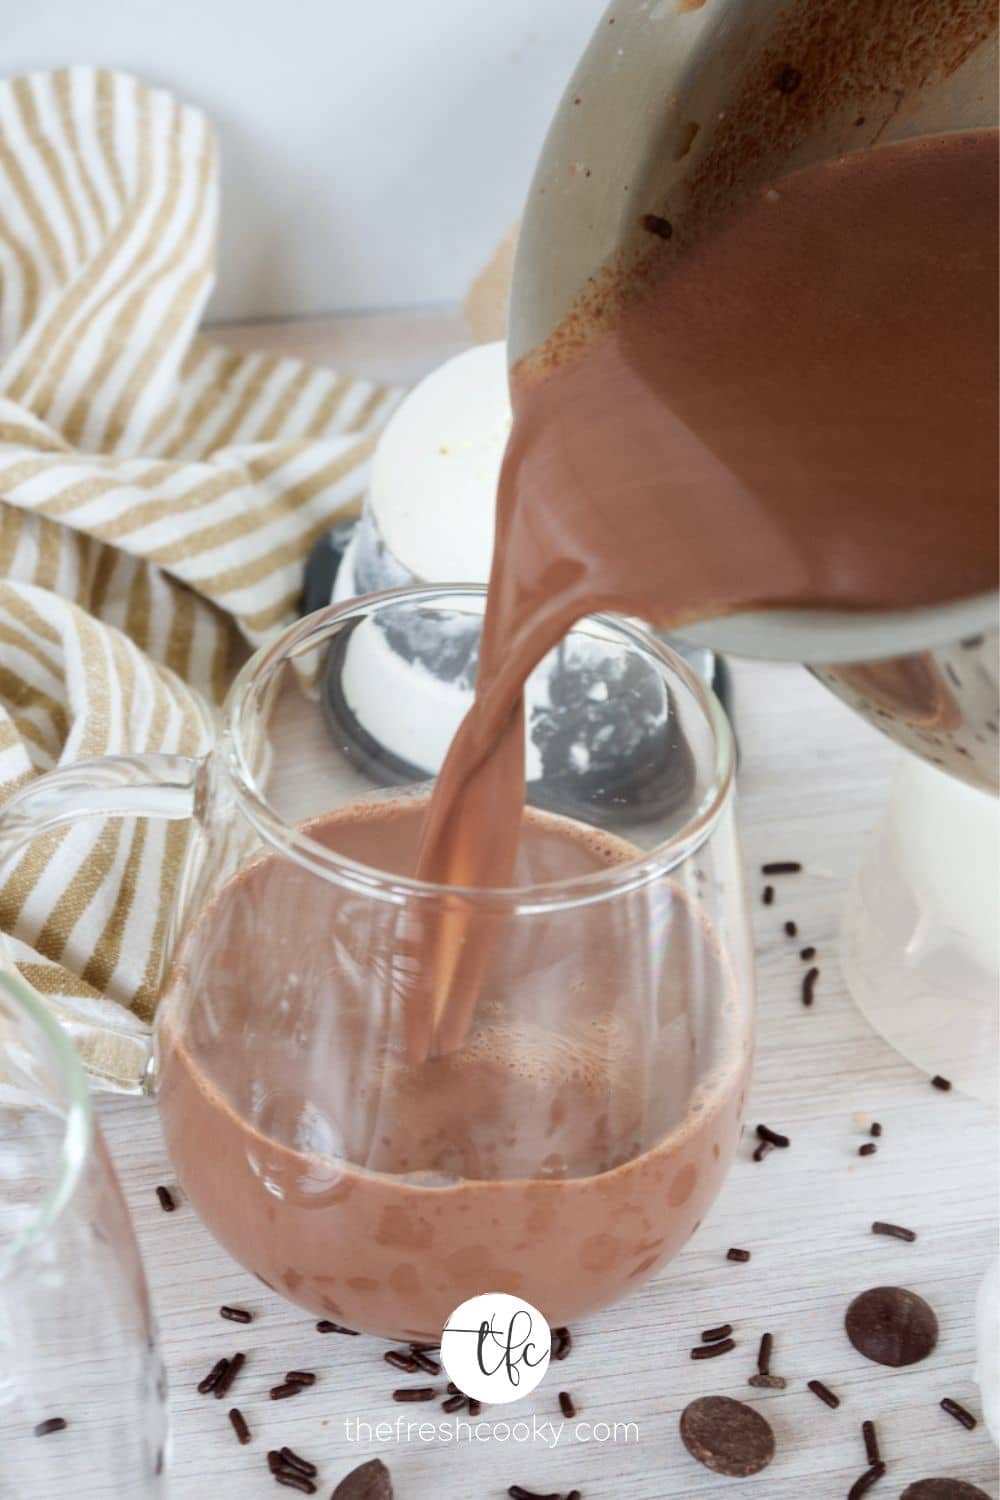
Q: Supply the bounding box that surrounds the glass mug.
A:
[0,587,752,1341]
[0,955,167,1497]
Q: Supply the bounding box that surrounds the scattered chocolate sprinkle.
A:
[270,1381,307,1401]
[774,65,803,93]
[552,1326,572,1361]
[559,1390,577,1418]
[680,1394,775,1477]
[220,1305,252,1324]
[845,1286,939,1368]
[508,1488,561,1500]
[641,213,673,239]
[727,1247,751,1262]
[446,1381,459,1395]
[872,1221,915,1242]
[691,1336,735,1360]
[228,1407,251,1445]
[702,1323,734,1344]
[197,1357,229,1395]
[408,1341,440,1353]
[800,946,816,961]
[213,1351,244,1399]
[285,1370,316,1386]
[931,1075,952,1092]
[752,1140,774,1163]
[567,1493,582,1500]
[784,920,798,937]
[762,885,775,905]
[748,1373,786,1389]
[411,1349,441,1376]
[441,1393,466,1413]
[268,1453,286,1475]
[870,1123,883,1138]
[155,1185,176,1212]
[756,1332,773,1374]
[859,1142,877,1157]
[330,1458,394,1499]
[901,1483,991,1499]
[848,1463,886,1499]
[862,1419,880,1465]
[33,1417,67,1436]
[762,861,802,875]
[385,1350,419,1374]
[939,1397,977,1431]
[392,1387,436,1403]
[807,1379,840,1409]
[802,966,819,1005]
[316,1320,358,1335]
[273,1473,316,1495]
[756,1124,790,1148]
[468,1398,482,1416]
[279,1447,318,1478]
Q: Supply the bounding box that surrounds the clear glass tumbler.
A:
[0,587,753,1343]
[0,958,167,1497]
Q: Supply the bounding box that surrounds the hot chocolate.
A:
[158,800,748,1339]
[414,130,999,1052]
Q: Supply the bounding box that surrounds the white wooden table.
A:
[97,312,999,1500]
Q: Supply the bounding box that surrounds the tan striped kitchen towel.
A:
[0,66,400,1087]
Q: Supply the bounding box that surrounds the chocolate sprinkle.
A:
[702,1323,734,1343]
[285,1370,316,1386]
[691,1337,735,1360]
[727,1247,751,1262]
[800,946,816,961]
[316,1320,358,1335]
[802,965,819,1005]
[931,1075,953,1091]
[197,1357,229,1395]
[641,213,673,240]
[756,1124,790,1148]
[748,1373,786,1389]
[845,1286,939,1368]
[848,1463,886,1498]
[559,1390,577,1418]
[280,1447,318,1478]
[901,1484,991,1499]
[859,1142,877,1157]
[220,1305,252,1324]
[552,1326,573,1361]
[441,1393,466,1413]
[939,1397,977,1431]
[213,1351,244,1399]
[784,920,798,937]
[392,1387,436,1402]
[411,1349,441,1375]
[384,1350,419,1374]
[862,1419,880,1465]
[228,1407,251,1445]
[762,861,802,875]
[508,1488,561,1500]
[774,64,803,93]
[331,1458,394,1499]
[872,1221,916,1242]
[756,1332,773,1374]
[155,1185,176,1212]
[870,1122,883,1137]
[752,1139,774,1162]
[468,1398,482,1416]
[33,1417,67,1436]
[762,884,775,905]
[807,1379,840,1409]
[270,1381,306,1401]
[680,1395,775,1478]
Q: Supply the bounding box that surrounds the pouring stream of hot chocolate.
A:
[413,129,999,1058]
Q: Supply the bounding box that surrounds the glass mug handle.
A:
[0,753,203,1095]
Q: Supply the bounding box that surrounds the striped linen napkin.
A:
[0,66,399,1087]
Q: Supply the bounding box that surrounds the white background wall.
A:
[4,0,607,321]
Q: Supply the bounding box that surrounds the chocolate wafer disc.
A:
[901,1483,992,1500]
[680,1395,775,1477]
[331,1458,393,1499]
[845,1286,939,1367]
